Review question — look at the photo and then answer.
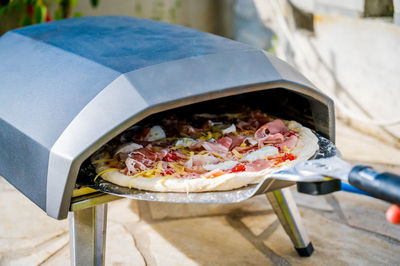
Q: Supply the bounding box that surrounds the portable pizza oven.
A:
[0,16,336,265]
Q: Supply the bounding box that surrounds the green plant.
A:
[0,0,98,27]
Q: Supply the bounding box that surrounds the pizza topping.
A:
[114,142,143,155]
[271,153,297,166]
[240,146,279,162]
[230,164,246,172]
[275,135,298,151]
[130,148,158,165]
[228,135,246,150]
[191,155,219,166]
[96,108,307,182]
[202,169,226,179]
[175,138,195,147]
[200,141,229,157]
[266,119,288,134]
[216,137,233,150]
[164,150,186,162]
[125,157,147,174]
[184,154,220,170]
[222,124,236,134]
[255,119,288,141]
[203,160,238,171]
[145,125,166,141]
[94,168,120,181]
[243,137,257,146]
[245,159,274,172]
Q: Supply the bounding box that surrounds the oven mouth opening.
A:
[76,87,326,187]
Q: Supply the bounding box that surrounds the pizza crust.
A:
[91,120,318,192]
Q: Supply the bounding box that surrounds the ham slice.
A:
[233,145,257,153]
[245,159,273,172]
[155,149,169,161]
[255,119,288,140]
[266,119,288,134]
[275,135,298,150]
[201,141,229,157]
[251,110,269,124]
[181,125,203,138]
[164,150,187,162]
[125,157,147,175]
[192,155,219,166]
[236,120,251,130]
[185,154,219,169]
[216,137,233,149]
[228,135,246,150]
[129,147,171,168]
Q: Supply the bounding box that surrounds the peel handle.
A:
[349,166,400,205]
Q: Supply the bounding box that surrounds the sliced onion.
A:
[145,125,166,141]
[114,142,143,155]
[222,124,236,134]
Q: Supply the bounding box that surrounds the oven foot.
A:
[69,203,108,266]
[266,188,314,257]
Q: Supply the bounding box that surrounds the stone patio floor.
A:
[1,119,400,266]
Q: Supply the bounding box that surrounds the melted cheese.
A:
[203,161,238,171]
[95,168,120,181]
[240,146,278,162]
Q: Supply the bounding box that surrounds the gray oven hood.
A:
[0,16,334,219]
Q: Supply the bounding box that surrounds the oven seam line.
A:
[121,48,259,75]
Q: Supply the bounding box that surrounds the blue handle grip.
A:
[348,166,400,205]
[341,182,372,197]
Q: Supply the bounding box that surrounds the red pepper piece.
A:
[231,164,246,173]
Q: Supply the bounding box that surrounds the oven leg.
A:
[69,204,108,266]
[266,188,314,257]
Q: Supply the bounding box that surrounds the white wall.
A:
[74,0,218,33]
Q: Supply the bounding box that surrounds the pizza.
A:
[91,108,319,192]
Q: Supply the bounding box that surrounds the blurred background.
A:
[1,0,399,163]
[1,1,400,265]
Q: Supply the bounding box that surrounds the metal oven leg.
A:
[69,203,108,266]
[266,188,314,257]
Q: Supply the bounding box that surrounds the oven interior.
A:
[76,87,331,189]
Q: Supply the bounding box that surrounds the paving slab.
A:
[107,198,140,224]
[124,216,274,265]
[104,222,146,266]
[40,222,146,266]
[40,245,69,266]
[0,183,68,263]
[263,208,400,266]
[241,214,277,236]
[1,233,68,266]
[335,191,400,241]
